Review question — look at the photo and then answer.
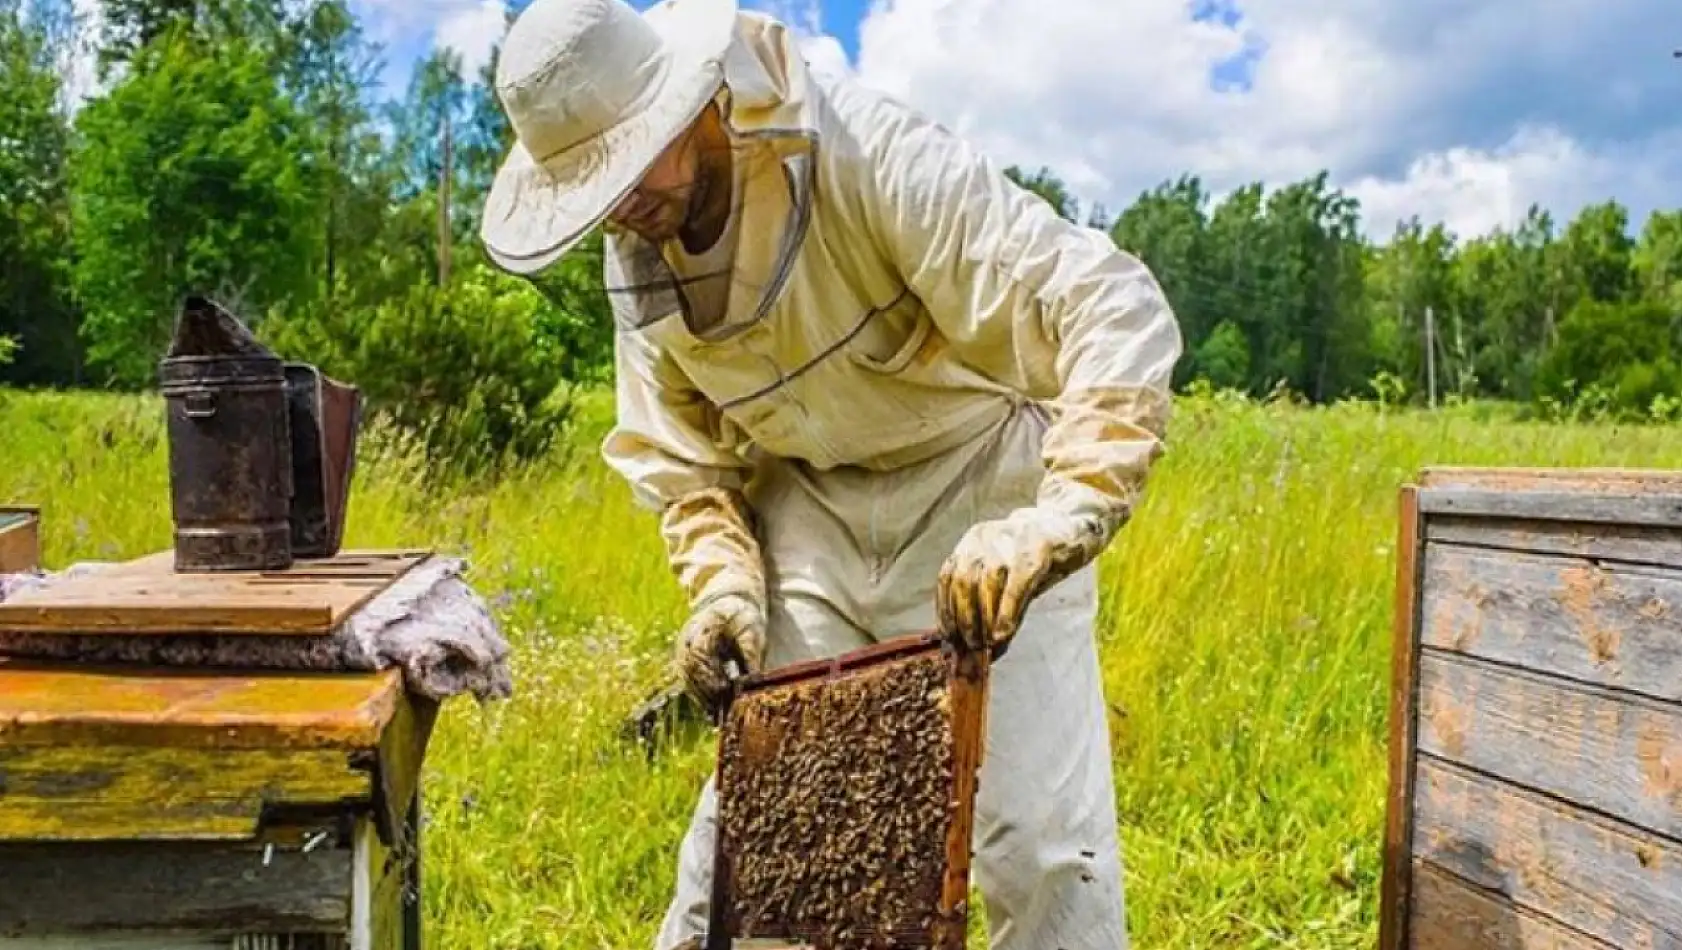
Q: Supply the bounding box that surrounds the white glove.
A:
[936,505,1108,657]
[674,592,767,710]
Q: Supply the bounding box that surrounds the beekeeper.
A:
[479,0,1183,945]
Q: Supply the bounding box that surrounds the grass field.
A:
[4,385,1681,949]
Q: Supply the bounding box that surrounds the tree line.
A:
[2,0,1677,469]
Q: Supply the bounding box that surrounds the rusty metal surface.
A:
[160,296,294,573]
[0,658,402,750]
[285,364,362,559]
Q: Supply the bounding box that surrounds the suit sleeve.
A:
[600,327,767,613]
[836,80,1184,544]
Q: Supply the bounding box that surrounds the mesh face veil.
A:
[517,103,816,341]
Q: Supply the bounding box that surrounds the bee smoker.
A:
[159,295,363,572]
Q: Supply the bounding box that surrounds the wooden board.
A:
[711,633,990,950]
[0,550,430,636]
[1412,759,1682,947]
[0,507,39,574]
[0,837,354,935]
[1421,544,1682,702]
[1383,466,1682,950]
[0,664,428,843]
[1409,861,1614,950]
[0,663,403,749]
[1379,485,1423,950]
[0,808,416,949]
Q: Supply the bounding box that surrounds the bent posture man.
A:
[479,0,1183,945]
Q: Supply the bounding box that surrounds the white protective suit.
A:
[595,12,1184,950]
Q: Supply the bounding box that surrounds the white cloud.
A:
[790,0,1682,241]
[436,0,509,78]
[353,0,509,83]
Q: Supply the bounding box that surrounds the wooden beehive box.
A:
[711,633,990,950]
[0,548,439,949]
[1382,467,1682,949]
[0,505,39,574]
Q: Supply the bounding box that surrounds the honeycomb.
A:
[717,647,962,948]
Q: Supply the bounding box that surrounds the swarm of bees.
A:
[717,648,959,948]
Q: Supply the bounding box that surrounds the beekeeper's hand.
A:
[937,506,1106,657]
[674,591,767,710]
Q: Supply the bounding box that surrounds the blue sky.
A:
[352,0,1682,241]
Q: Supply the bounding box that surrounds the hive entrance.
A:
[712,634,990,950]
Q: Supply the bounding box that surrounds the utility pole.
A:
[1425,305,1438,409]
[1454,307,1467,397]
[438,112,453,286]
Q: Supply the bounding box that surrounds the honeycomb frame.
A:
[710,632,991,950]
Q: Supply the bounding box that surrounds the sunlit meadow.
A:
[4,385,1679,949]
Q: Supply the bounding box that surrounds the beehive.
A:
[713,634,989,950]
[1383,467,1682,949]
[0,547,440,949]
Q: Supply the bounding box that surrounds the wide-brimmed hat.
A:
[479,0,740,275]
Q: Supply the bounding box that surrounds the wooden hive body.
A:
[1383,467,1682,949]
[0,548,438,950]
[711,633,990,950]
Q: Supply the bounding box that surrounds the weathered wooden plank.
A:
[1418,488,1682,529]
[355,811,405,950]
[0,839,352,935]
[1413,758,1682,947]
[1421,543,1682,702]
[0,550,430,636]
[1416,652,1682,838]
[0,745,371,841]
[0,936,229,948]
[0,936,345,948]
[1426,516,1682,571]
[1418,466,1682,494]
[370,694,436,849]
[1381,485,1424,950]
[1409,860,1614,950]
[0,665,401,751]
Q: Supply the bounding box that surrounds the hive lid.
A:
[0,548,432,636]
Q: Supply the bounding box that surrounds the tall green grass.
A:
[4,386,1680,948]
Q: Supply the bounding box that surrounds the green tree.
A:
[1365,218,1456,391]
[1193,319,1250,390]
[1634,209,1682,313]
[69,24,317,386]
[1536,299,1682,417]
[1111,176,1209,387]
[0,0,78,384]
[1263,172,1368,401]
[1557,200,1635,306]
[283,0,387,312]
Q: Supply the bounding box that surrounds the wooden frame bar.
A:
[1379,485,1422,950]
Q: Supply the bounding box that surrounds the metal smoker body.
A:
[160,295,362,573]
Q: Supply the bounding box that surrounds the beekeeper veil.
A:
[599,106,813,339]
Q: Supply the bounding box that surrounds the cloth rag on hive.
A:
[0,557,514,703]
